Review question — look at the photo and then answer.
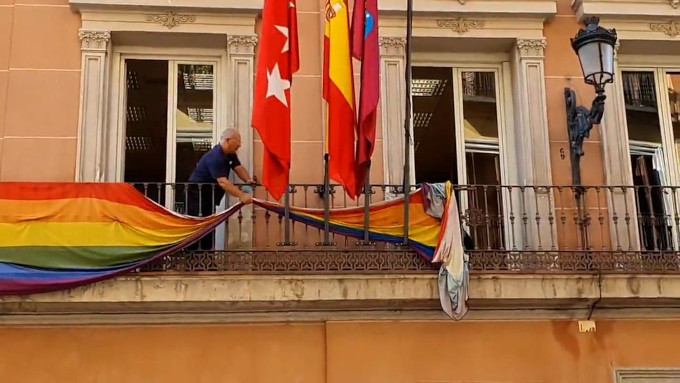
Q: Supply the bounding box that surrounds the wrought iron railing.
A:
[129,182,680,274]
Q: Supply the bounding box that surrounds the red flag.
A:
[252,0,300,201]
[351,0,379,197]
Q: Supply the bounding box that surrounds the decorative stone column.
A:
[511,38,557,251]
[379,37,412,193]
[76,30,111,182]
[221,34,258,249]
[600,42,641,251]
[227,34,258,174]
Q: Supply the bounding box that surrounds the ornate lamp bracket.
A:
[564,87,606,187]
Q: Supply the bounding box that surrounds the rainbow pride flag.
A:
[0,183,455,296]
[0,183,238,295]
[257,191,441,259]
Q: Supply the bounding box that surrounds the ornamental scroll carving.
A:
[227,35,259,55]
[379,37,406,56]
[650,20,680,37]
[516,38,547,58]
[436,18,485,34]
[146,12,196,29]
[79,31,111,51]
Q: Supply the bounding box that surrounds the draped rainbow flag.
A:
[258,190,441,259]
[0,183,239,295]
[0,183,464,303]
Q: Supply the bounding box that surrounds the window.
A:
[122,59,218,211]
[412,66,505,250]
[616,369,680,382]
[621,69,680,251]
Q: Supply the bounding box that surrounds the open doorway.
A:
[122,59,216,212]
[623,71,675,251]
[123,59,168,185]
[412,66,504,250]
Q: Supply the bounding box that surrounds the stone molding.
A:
[650,20,680,37]
[436,18,485,34]
[145,11,196,29]
[78,30,111,51]
[227,34,259,55]
[379,37,406,56]
[516,38,547,58]
[2,274,680,324]
[574,0,680,21]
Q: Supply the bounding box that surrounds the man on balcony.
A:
[187,128,255,250]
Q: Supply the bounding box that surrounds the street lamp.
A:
[564,17,618,187]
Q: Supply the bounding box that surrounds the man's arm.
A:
[216,176,252,204]
[233,165,255,184]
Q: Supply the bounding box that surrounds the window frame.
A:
[409,59,514,187]
[619,65,680,187]
[411,57,516,249]
[107,47,229,184]
[618,64,680,251]
[615,368,680,382]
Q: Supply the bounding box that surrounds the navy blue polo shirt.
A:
[188,144,241,184]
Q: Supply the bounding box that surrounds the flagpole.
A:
[361,161,371,244]
[320,12,332,247]
[321,153,332,246]
[358,88,371,246]
[402,0,413,245]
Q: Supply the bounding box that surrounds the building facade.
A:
[2,0,680,382]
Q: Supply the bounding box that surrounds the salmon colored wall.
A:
[0,0,606,189]
[544,0,610,249]
[0,0,81,181]
[545,0,605,187]
[1,320,679,383]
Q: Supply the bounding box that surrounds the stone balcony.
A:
[3,183,680,323]
[2,271,680,324]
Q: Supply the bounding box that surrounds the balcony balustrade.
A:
[125,182,680,274]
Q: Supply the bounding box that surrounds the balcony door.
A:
[621,69,680,251]
[412,66,507,250]
[122,59,218,212]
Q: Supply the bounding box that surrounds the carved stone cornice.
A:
[79,30,111,51]
[650,20,680,37]
[516,38,547,58]
[227,35,259,55]
[146,11,196,29]
[379,37,406,56]
[436,18,485,34]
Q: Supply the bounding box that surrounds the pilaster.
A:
[601,41,641,251]
[223,34,258,249]
[379,37,413,191]
[76,30,111,182]
[511,38,557,251]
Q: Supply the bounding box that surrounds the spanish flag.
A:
[324,0,357,198]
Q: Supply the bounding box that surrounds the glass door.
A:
[121,59,217,211]
[622,69,680,251]
[454,68,505,251]
[411,66,506,250]
[167,62,216,212]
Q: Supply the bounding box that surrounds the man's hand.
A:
[239,193,253,205]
